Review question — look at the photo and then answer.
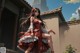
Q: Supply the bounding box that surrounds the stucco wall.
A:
[41,14,60,53]
[60,22,80,53]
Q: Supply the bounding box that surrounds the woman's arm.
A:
[28,17,34,36]
[48,29,55,34]
[18,32,25,37]
[41,27,55,34]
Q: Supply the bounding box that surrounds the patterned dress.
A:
[17,18,49,52]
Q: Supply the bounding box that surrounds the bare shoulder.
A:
[30,16,35,20]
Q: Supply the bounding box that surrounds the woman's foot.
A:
[25,50,30,53]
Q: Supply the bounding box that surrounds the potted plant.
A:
[64,44,77,53]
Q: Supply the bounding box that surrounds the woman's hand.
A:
[18,32,25,37]
[31,32,34,36]
[48,30,55,34]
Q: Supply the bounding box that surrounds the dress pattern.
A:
[17,19,49,52]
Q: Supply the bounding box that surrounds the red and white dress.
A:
[17,18,49,52]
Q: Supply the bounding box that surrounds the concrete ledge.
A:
[6,49,18,53]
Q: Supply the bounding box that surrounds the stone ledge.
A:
[6,49,18,53]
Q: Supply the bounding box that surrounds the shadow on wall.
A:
[59,22,69,52]
[59,22,69,39]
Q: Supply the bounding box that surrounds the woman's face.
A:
[34,10,39,16]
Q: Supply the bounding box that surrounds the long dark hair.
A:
[20,8,46,31]
[34,8,46,28]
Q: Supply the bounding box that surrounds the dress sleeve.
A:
[41,26,49,33]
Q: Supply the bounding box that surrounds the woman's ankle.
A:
[25,50,30,53]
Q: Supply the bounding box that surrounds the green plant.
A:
[64,44,77,53]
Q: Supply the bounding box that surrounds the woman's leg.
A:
[25,47,31,53]
[17,42,25,52]
[42,33,54,53]
[25,43,34,53]
[17,45,25,52]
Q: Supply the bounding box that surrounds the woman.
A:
[17,8,55,53]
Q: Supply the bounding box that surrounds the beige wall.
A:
[42,13,80,53]
[42,14,60,53]
[60,23,80,53]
